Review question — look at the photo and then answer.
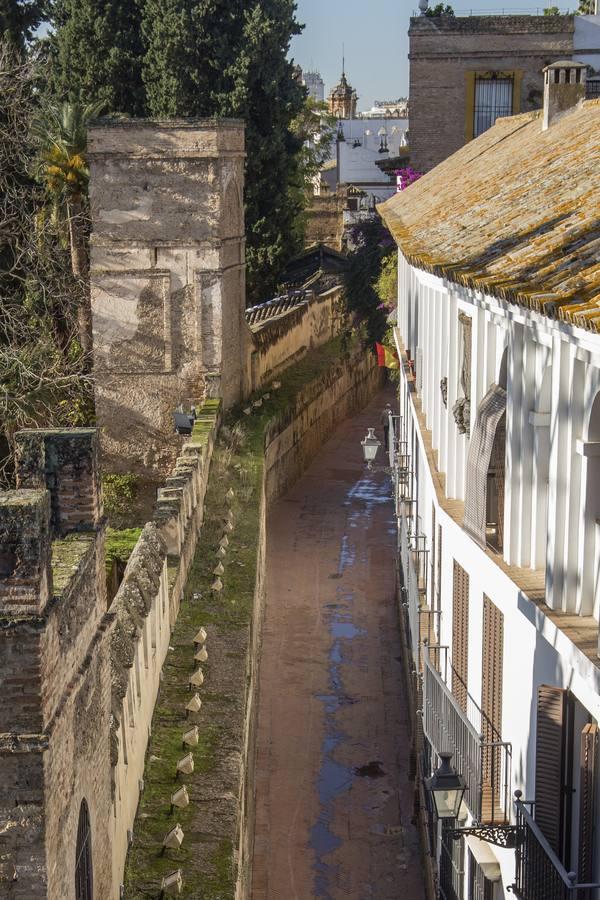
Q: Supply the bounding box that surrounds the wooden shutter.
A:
[578,723,598,882]
[431,504,436,609]
[452,561,469,714]
[436,524,442,615]
[481,596,504,816]
[535,685,568,855]
[481,596,503,744]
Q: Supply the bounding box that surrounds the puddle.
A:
[309,472,393,898]
[354,761,386,779]
[331,621,363,640]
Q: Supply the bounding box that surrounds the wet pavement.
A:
[251,391,426,900]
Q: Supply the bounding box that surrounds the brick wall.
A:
[0,430,112,899]
[408,15,575,172]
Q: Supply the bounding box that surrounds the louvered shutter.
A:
[437,524,442,616]
[431,504,436,610]
[535,685,567,855]
[578,723,598,882]
[481,596,504,813]
[452,561,469,713]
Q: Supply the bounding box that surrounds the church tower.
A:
[328,67,358,119]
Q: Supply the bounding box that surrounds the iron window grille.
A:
[474,74,514,138]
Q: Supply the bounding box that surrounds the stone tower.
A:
[0,430,112,899]
[328,70,358,119]
[303,70,325,103]
[88,119,248,477]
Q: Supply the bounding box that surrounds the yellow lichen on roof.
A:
[378,102,600,332]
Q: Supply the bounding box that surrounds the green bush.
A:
[102,473,139,527]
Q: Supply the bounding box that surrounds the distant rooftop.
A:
[409,12,574,31]
[379,101,600,332]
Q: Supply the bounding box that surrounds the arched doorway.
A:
[75,799,93,900]
[463,348,507,551]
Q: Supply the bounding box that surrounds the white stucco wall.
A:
[574,14,600,70]
[394,250,600,897]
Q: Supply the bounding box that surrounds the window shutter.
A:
[481,596,504,815]
[431,504,436,610]
[578,723,598,883]
[452,561,469,714]
[437,524,442,616]
[535,685,567,855]
[481,596,503,743]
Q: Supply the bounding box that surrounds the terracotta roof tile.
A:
[378,102,600,332]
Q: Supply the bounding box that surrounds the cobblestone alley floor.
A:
[251,390,426,900]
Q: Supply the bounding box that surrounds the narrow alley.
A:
[252,391,426,900]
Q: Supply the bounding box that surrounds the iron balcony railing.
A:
[422,645,512,824]
[514,798,600,900]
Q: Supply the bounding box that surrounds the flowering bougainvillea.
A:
[394,166,423,192]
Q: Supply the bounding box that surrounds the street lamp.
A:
[425,752,467,820]
[361,427,381,467]
[424,753,522,848]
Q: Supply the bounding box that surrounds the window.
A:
[440,820,465,900]
[474,74,514,137]
[452,561,469,714]
[75,799,93,900]
[465,71,521,142]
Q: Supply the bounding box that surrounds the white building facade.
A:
[380,67,600,900]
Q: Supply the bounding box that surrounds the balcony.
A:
[421,645,512,824]
[399,514,440,666]
[514,799,600,900]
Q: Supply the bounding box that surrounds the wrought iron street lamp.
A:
[424,753,521,848]
[361,427,381,467]
[425,752,467,819]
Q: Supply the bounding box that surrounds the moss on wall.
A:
[122,338,377,899]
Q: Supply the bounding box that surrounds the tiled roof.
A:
[378,101,600,332]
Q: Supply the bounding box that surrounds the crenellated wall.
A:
[107,401,221,896]
[247,286,343,392]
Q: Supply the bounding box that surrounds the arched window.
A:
[75,799,93,900]
[463,348,508,551]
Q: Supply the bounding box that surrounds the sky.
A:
[290,0,562,109]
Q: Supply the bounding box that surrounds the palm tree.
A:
[31,100,105,354]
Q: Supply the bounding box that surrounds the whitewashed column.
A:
[546,336,573,611]
[564,357,586,612]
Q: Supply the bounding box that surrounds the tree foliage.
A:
[343,218,395,350]
[425,3,455,15]
[46,0,311,302]
[0,0,44,49]
[0,41,92,485]
[47,0,146,115]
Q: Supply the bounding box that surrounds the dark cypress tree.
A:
[49,0,309,300]
[141,0,306,302]
[47,0,146,115]
[0,0,45,49]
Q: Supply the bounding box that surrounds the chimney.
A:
[542,60,587,131]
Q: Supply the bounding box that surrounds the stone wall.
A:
[107,401,221,897]
[88,120,248,479]
[248,287,343,391]
[408,14,574,172]
[304,194,344,249]
[0,430,113,900]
